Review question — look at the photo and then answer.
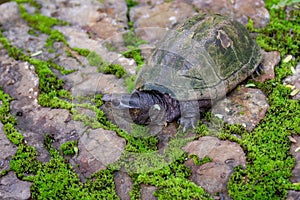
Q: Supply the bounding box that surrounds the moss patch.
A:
[227,1,300,199]
[1,0,300,199]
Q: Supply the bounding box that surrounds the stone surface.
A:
[79,128,126,165]
[288,136,300,200]
[289,136,300,183]
[140,184,157,200]
[213,86,269,131]
[0,123,17,173]
[114,171,133,200]
[130,1,195,43]
[0,171,32,200]
[69,67,127,97]
[0,0,280,199]
[191,0,270,28]
[287,190,300,200]
[75,128,126,180]
[255,51,281,82]
[183,136,246,198]
[0,2,19,24]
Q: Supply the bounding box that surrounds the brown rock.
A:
[0,171,32,200]
[74,128,126,180]
[141,184,157,200]
[213,86,269,131]
[130,1,195,43]
[0,123,17,172]
[183,136,246,197]
[255,51,281,82]
[114,171,133,200]
[191,0,270,28]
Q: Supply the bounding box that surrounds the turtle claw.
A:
[180,117,197,132]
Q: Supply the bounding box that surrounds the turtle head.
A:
[102,91,156,124]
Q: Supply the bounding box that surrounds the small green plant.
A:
[102,63,126,78]
[60,141,79,156]
[188,155,212,165]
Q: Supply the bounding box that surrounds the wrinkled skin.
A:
[102,90,211,132]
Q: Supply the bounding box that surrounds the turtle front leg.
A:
[179,101,200,132]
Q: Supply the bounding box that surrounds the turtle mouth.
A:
[102,93,152,125]
[102,94,141,109]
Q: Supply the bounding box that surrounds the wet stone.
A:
[74,128,126,180]
[0,122,17,173]
[140,184,157,200]
[255,51,281,83]
[40,0,103,27]
[183,136,246,198]
[130,1,195,43]
[191,0,270,28]
[289,136,300,183]
[288,136,300,200]
[287,190,300,200]
[114,171,133,200]
[213,86,269,131]
[69,67,127,97]
[0,171,32,200]
[56,26,137,75]
[0,2,20,24]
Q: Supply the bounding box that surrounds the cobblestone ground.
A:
[0,0,299,200]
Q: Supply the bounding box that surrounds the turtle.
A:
[103,13,262,132]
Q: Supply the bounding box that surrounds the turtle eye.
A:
[112,99,120,107]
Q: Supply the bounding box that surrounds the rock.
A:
[140,184,157,200]
[40,0,103,27]
[0,2,20,24]
[57,26,137,75]
[0,171,32,200]
[255,51,281,82]
[75,128,125,180]
[0,122,17,173]
[2,22,48,54]
[289,136,300,183]
[283,63,300,100]
[114,171,133,200]
[288,136,300,200]
[69,67,126,97]
[183,136,246,198]
[213,86,269,131]
[287,190,300,200]
[191,0,270,28]
[130,1,195,43]
[87,0,128,39]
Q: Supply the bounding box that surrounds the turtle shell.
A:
[135,14,262,101]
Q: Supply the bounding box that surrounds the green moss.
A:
[0,90,17,125]
[0,170,8,178]
[60,141,78,156]
[80,50,127,78]
[131,154,212,199]
[72,47,91,57]
[125,75,137,92]
[17,2,68,35]
[123,31,147,48]
[83,168,119,199]
[189,155,212,166]
[122,48,144,69]
[102,63,126,78]
[227,1,300,199]
[10,144,40,178]
[3,123,24,145]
